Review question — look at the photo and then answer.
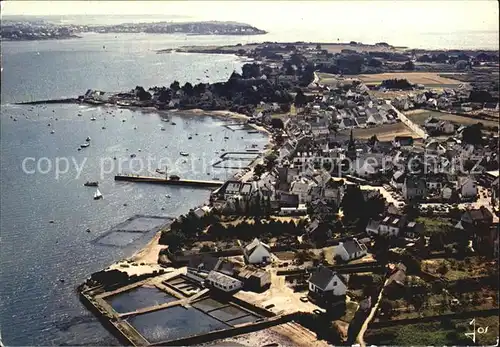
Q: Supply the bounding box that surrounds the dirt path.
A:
[357,279,389,347]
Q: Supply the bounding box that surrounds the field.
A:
[406,109,499,128]
[366,316,499,346]
[345,72,463,87]
[339,122,420,141]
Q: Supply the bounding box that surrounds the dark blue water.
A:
[106,287,176,314]
[0,35,267,346]
[127,306,229,344]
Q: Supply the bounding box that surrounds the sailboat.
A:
[93,188,103,200]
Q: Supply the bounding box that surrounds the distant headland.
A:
[0,20,267,41]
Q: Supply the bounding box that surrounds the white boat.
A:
[93,188,103,200]
[50,130,55,134]
[180,152,189,157]
[86,136,91,142]
[80,143,90,148]
[160,127,166,131]
[90,117,96,121]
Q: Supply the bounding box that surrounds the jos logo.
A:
[464,318,491,344]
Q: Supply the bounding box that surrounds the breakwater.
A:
[114,175,224,188]
[15,98,80,105]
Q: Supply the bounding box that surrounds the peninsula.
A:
[0,19,267,41]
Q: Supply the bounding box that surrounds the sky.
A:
[2,0,499,34]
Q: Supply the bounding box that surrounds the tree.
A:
[170,80,180,92]
[181,82,194,96]
[379,298,394,318]
[368,58,382,68]
[341,185,365,222]
[242,63,261,79]
[134,86,152,101]
[462,123,483,145]
[401,60,415,71]
[158,88,172,103]
[270,118,284,129]
[280,103,291,113]
[294,89,307,108]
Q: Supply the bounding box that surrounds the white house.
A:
[334,239,367,262]
[457,176,477,199]
[441,185,454,200]
[378,215,407,237]
[308,266,347,297]
[243,238,272,264]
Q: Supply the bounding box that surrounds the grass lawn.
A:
[339,300,359,323]
[366,321,469,345]
[338,122,418,141]
[421,256,493,281]
[367,315,499,345]
[346,72,462,88]
[406,109,499,128]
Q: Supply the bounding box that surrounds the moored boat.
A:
[80,143,90,148]
[84,181,98,187]
[180,152,189,156]
[93,188,103,200]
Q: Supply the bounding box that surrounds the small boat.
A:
[77,148,81,151]
[188,136,192,140]
[90,117,96,121]
[171,122,176,125]
[77,113,82,117]
[180,152,189,157]
[80,143,90,148]
[138,149,142,152]
[161,118,170,122]
[93,188,103,200]
[160,127,166,131]
[134,126,137,130]
[102,126,106,129]
[130,153,136,158]
[50,130,55,134]
[169,175,180,180]
[165,195,171,198]
[156,168,166,175]
[86,136,91,142]
[84,181,98,187]
[122,119,126,122]
[48,123,51,126]
[224,136,229,140]
[85,228,91,233]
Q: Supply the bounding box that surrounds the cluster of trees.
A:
[341,185,386,225]
[134,86,152,101]
[416,217,469,256]
[206,218,306,243]
[159,210,218,252]
[380,78,413,90]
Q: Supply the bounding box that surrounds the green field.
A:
[407,110,498,128]
[366,316,499,346]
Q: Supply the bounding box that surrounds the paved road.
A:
[390,105,428,140]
